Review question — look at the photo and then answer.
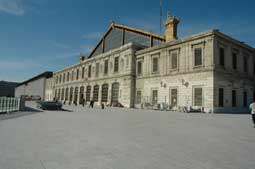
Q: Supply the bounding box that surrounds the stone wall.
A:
[135,32,214,112]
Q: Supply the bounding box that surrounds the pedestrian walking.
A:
[249,99,255,128]
[89,100,94,108]
[101,103,105,109]
[82,98,85,107]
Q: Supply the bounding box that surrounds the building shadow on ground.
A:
[0,106,44,121]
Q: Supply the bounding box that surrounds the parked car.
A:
[37,101,62,110]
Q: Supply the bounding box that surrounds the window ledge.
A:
[169,68,178,72]
[152,71,159,74]
[193,65,203,69]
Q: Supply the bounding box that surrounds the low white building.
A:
[15,72,53,101]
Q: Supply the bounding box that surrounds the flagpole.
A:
[160,0,163,34]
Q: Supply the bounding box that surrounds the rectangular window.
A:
[136,91,142,104]
[194,48,202,66]
[232,90,236,107]
[219,48,225,66]
[152,57,159,73]
[137,61,142,75]
[71,71,74,81]
[243,91,247,107]
[88,65,92,78]
[76,69,79,80]
[244,57,248,73]
[67,72,70,82]
[171,52,178,69]
[95,63,99,77]
[82,67,85,79]
[170,88,178,106]
[152,89,158,105]
[114,57,119,73]
[232,53,237,70]
[219,88,224,107]
[104,60,108,75]
[194,88,203,106]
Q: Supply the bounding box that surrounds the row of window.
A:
[136,87,203,107]
[136,87,252,108]
[219,47,255,74]
[55,82,120,103]
[137,47,255,76]
[137,47,204,76]
[218,88,250,107]
[55,57,121,84]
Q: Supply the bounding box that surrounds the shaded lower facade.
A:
[54,76,135,108]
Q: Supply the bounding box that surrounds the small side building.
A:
[0,81,19,97]
[45,77,54,101]
[15,72,53,101]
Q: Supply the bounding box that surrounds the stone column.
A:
[108,84,112,106]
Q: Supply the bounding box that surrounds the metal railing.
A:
[0,97,20,113]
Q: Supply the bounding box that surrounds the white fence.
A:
[0,97,21,113]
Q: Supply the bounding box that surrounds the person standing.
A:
[249,100,255,128]
[82,98,85,107]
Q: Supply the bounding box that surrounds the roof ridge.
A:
[113,22,165,39]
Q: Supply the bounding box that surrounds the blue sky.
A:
[0,0,254,82]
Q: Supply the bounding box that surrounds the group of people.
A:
[56,97,255,128]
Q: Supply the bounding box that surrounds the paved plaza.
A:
[0,103,255,169]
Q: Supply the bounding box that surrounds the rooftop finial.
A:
[110,20,115,28]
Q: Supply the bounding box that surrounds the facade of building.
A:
[15,72,53,100]
[51,15,255,113]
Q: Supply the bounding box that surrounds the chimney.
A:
[164,12,180,43]
[79,53,85,62]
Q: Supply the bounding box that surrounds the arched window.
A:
[79,86,84,104]
[74,87,79,104]
[58,88,61,100]
[61,88,65,100]
[101,84,109,103]
[70,87,73,102]
[93,85,99,102]
[86,86,91,101]
[65,88,69,101]
[111,82,120,103]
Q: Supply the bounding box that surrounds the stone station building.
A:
[52,15,255,113]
